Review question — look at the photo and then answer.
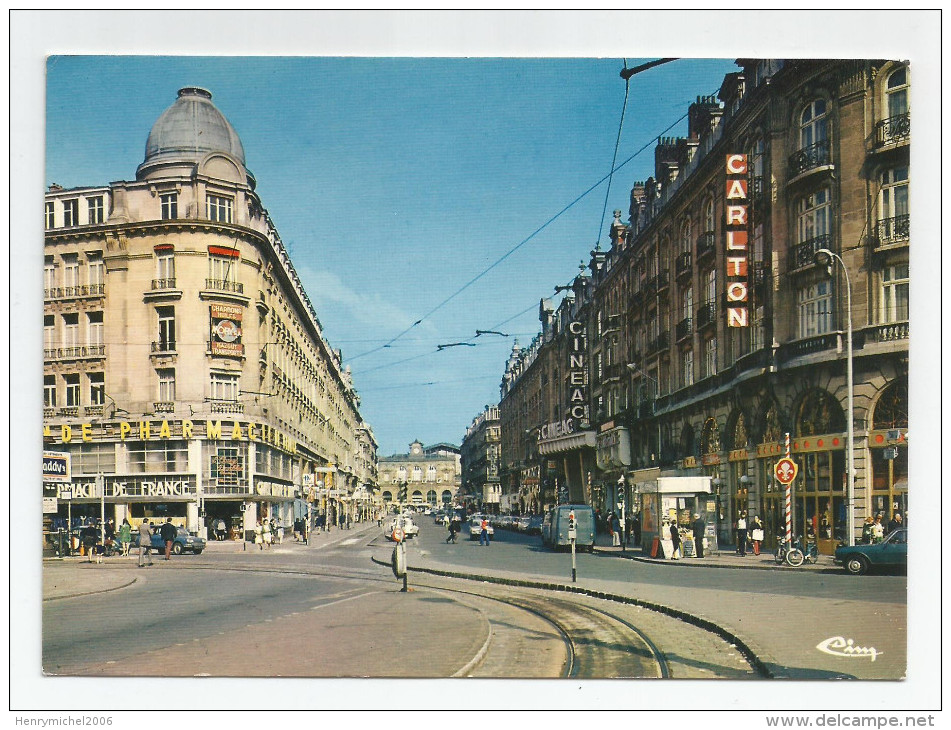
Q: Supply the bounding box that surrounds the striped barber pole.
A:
[784,433,792,545]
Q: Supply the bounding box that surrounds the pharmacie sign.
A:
[44,418,298,455]
[724,153,750,328]
[52,476,197,499]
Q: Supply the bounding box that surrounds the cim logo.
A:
[816,636,883,662]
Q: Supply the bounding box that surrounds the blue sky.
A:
[46,55,739,455]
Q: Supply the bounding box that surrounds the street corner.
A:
[43,562,141,601]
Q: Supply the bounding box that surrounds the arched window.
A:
[701,417,721,455]
[679,423,695,458]
[732,411,749,451]
[799,99,828,149]
[886,66,909,118]
[680,218,692,254]
[703,198,716,234]
[872,380,908,429]
[796,390,845,436]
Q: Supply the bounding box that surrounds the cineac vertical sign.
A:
[725,154,749,327]
[567,320,588,426]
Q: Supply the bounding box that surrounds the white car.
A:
[468,515,494,541]
[386,516,419,540]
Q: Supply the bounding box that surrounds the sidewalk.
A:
[591,533,837,572]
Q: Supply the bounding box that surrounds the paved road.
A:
[42,516,907,683]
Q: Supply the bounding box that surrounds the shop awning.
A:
[538,430,596,455]
[639,476,713,494]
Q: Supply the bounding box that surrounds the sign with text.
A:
[210,303,244,357]
[724,154,749,327]
[43,451,71,482]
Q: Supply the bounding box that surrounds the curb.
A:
[593,548,837,573]
[43,575,140,602]
[369,554,773,679]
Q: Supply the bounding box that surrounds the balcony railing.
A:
[792,234,833,270]
[875,112,910,146]
[205,278,244,294]
[209,400,245,414]
[58,406,79,417]
[788,140,832,177]
[675,317,693,342]
[776,332,839,364]
[153,401,175,414]
[696,232,716,260]
[152,278,177,290]
[875,214,909,247]
[151,341,177,354]
[675,252,692,278]
[648,331,669,354]
[44,284,105,300]
[696,300,717,329]
[53,345,106,360]
[84,404,105,417]
[866,321,909,343]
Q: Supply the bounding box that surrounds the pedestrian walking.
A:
[887,512,903,535]
[81,520,98,562]
[479,516,490,546]
[118,518,133,557]
[610,512,621,547]
[750,515,764,556]
[160,518,177,560]
[669,521,682,560]
[871,514,885,543]
[263,519,273,549]
[446,516,458,543]
[861,516,875,544]
[736,513,748,556]
[254,520,264,549]
[631,515,641,548]
[137,519,154,567]
[692,513,706,558]
[215,518,227,541]
[277,522,285,544]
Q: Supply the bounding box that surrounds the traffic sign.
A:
[774,458,798,484]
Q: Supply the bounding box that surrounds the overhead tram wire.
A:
[595,60,632,250]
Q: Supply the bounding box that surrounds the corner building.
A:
[502,60,909,552]
[43,87,377,538]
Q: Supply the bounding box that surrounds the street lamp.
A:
[814,247,855,547]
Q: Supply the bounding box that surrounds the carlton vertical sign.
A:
[724,154,749,327]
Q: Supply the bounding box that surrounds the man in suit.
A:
[692,513,706,558]
[160,518,177,560]
[138,519,154,567]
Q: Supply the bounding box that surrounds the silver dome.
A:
[138,87,246,176]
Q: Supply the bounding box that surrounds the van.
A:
[541,504,595,551]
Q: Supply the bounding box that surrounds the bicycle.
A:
[774,536,805,567]
[793,536,820,564]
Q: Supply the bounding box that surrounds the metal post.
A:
[815,247,856,547]
[98,473,105,550]
[784,434,792,547]
[571,536,577,583]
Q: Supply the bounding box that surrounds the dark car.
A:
[131,525,206,555]
[834,529,907,575]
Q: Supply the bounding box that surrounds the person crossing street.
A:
[160,518,177,560]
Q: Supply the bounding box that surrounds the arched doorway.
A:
[870,379,908,521]
[794,389,847,546]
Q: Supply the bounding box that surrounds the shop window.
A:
[128,439,188,473]
[209,445,246,486]
[71,443,117,475]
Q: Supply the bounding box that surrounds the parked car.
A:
[834,529,907,575]
[526,516,544,536]
[131,525,206,555]
[468,515,494,541]
[386,516,419,540]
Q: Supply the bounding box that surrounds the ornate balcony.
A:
[54,345,106,360]
[675,317,693,342]
[205,278,244,294]
[875,112,910,147]
[791,234,833,270]
[153,401,175,414]
[151,340,177,354]
[44,284,105,301]
[210,400,245,414]
[648,331,669,354]
[875,214,909,248]
[696,232,716,261]
[675,252,692,279]
[866,321,909,343]
[788,140,832,178]
[152,278,177,290]
[696,300,717,329]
